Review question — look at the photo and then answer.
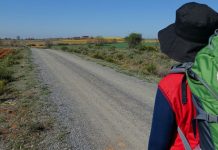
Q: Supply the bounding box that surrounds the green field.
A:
[102,42,159,49]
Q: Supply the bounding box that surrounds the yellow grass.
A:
[22,38,157,48]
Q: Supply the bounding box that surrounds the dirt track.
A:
[32,48,157,150]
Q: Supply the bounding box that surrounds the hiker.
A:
[148,2,218,150]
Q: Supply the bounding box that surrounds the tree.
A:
[125,33,142,48]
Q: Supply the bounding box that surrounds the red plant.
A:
[0,48,12,59]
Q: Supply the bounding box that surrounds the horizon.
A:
[0,35,157,40]
[1,0,218,39]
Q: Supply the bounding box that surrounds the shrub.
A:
[91,51,106,60]
[88,44,94,48]
[138,45,157,52]
[125,33,142,48]
[81,50,88,55]
[61,46,69,51]
[73,48,81,53]
[127,52,134,59]
[147,63,157,74]
[114,53,124,60]
[105,56,115,63]
[0,80,6,95]
[2,52,21,66]
[79,46,88,51]
[13,53,23,60]
[94,45,101,49]
[0,65,13,82]
[109,46,116,51]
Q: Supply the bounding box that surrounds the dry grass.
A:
[0,48,54,149]
[54,44,175,81]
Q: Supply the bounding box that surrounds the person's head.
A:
[158,2,218,62]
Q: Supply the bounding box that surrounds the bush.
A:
[88,44,94,48]
[72,48,81,53]
[3,54,20,66]
[114,53,124,60]
[0,80,6,95]
[125,33,142,48]
[94,45,101,49]
[138,45,157,52]
[61,46,69,51]
[0,65,13,82]
[147,63,157,74]
[81,49,88,55]
[127,52,134,59]
[109,46,116,51]
[105,57,115,63]
[91,51,106,60]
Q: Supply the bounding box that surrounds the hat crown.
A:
[175,2,218,43]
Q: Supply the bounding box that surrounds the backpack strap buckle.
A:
[196,113,218,123]
[207,114,218,123]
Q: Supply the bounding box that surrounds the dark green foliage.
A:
[88,44,94,48]
[109,46,116,51]
[0,66,13,82]
[61,46,69,51]
[91,51,106,60]
[125,33,142,48]
[138,45,158,52]
[105,57,115,63]
[146,63,157,74]
[114,53,124,60]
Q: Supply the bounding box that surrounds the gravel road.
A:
[32,48,157,150]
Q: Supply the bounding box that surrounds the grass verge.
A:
[52,44,176,82]
[0,48,70,149]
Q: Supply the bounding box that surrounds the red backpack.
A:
[158,73,200,150]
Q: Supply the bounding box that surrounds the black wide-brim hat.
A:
[158,2,218,62]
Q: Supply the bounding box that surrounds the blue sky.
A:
[0,0,217,38]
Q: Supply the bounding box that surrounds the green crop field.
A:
[103,42,159,49]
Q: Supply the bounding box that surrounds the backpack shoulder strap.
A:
[169,62,193,104]
[178,127,192,150]
[170,62,193,74]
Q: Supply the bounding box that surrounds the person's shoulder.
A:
[159,73,185,86]
[158,73,185,95]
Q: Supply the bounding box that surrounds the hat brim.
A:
[158,24,206,62]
